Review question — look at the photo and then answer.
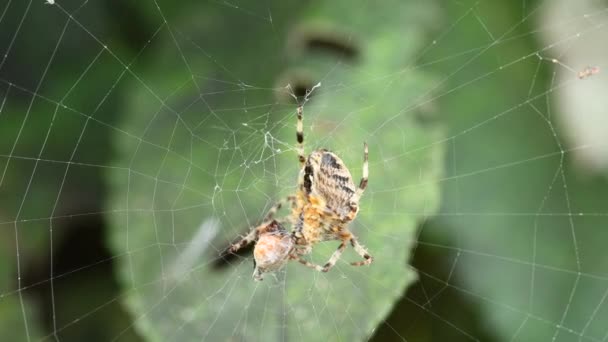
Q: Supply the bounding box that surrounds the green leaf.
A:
[108,1,445,340]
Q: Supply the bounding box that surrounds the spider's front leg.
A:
[296,104,305,167]
[263,195,296,222]
[229,226,260,254]
[349,142,369,205]
[344,143,369,222]
[217,225,261,267]
[228,197,294,255]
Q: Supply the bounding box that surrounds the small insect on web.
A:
[227,86,373,281]
[577,66,600,79]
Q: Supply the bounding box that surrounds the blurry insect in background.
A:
[228,99,373,281]
[578,66,600,79]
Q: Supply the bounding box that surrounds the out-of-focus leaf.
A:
[419,1,608,341]
[107,1,445,340]
[0,1,133,339]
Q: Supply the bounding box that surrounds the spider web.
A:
[1,0,608,341]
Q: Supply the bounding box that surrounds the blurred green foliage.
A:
[407,1,608,341]
[0,0,606,341]
[0,1,137,340]
[107,1,444,340]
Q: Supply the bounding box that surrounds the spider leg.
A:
[293,240,348,273]
[356,142,369,197]
[229,214,293,254]
[296,105,305,167]
[229,226,261,254]
[294,256,325,272]
[347,143,368,214]
[319,240,348,272]
[263,195,296,222]
[295,236,371,272]
[349,236,373,266]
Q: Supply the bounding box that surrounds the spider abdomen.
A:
[306,150,357,215]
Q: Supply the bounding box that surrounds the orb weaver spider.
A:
[229,104,372,281]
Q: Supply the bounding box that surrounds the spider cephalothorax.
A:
[229,104,372,281]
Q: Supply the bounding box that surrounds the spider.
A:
[229,104,372,281]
